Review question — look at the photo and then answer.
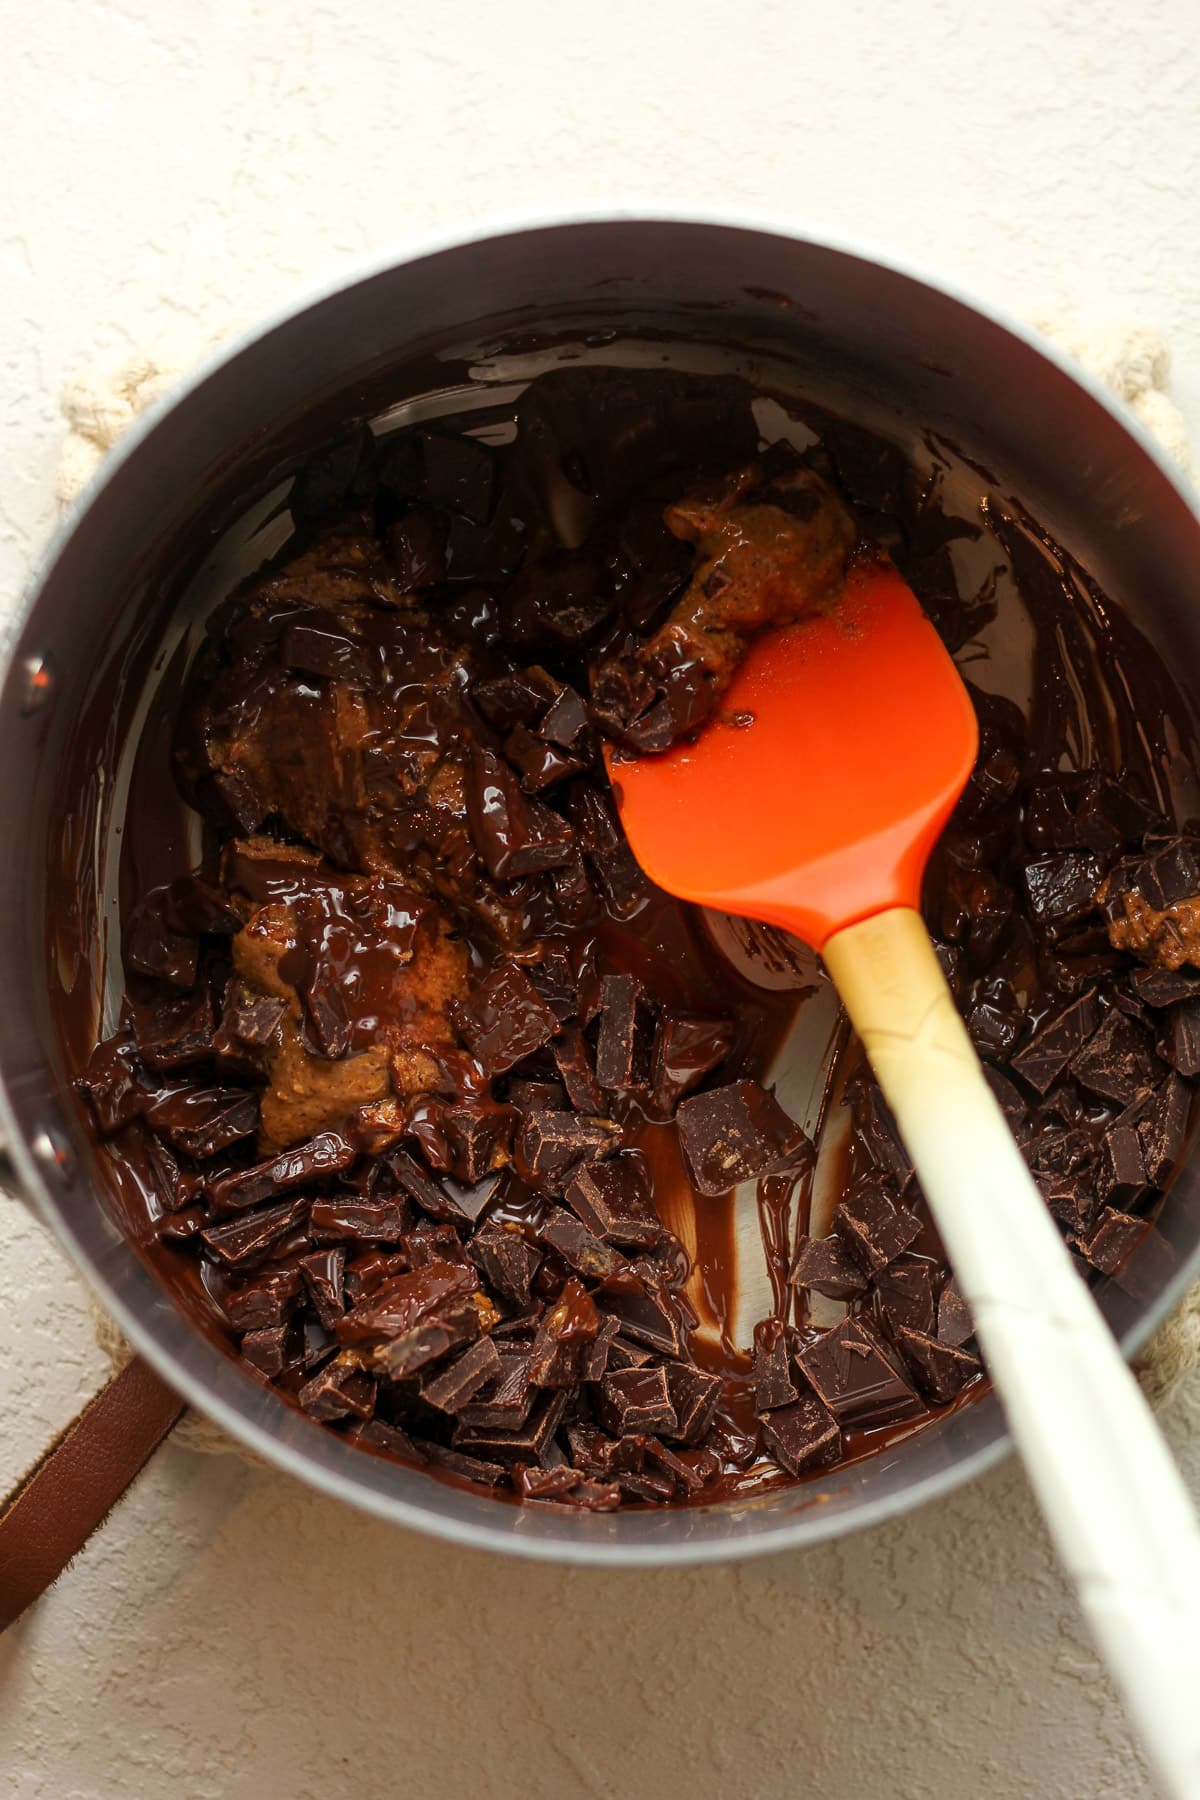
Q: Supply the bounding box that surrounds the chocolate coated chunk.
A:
[1021,851,1104,932]
[145,1086,259,1159]
[649,1013,734,1115]
[453,1391,567,1466]
[162,874,242,937]
[1094,1125,1147,1207]
[851,1082,914,1187]
[597,1366,678,1437]
[759,1392,841,1477]
[594,973,654,1091]
[895,1327,980,1403]
[201,1197,309,1267]
[536,1213,624,1281]
[539,684,589,748]
[795,1317,923,1427]
[504,725,585,792]
[241,1324,292,1377]
[298,1356,376,1422]
[833,1182,921,1276]
[936,1278,974,1347]
[309,1195,410,1242]
[790,1234,868,1301]
[1010,989,1099,1094]
[336,1259,479,1346]
[471,667,559,733]
[214,986,286,1076]
[752,1317,798,1413]
[371,1299,482,1380]
[568,787,649,920]
[598,1265,683,1356]
[513,1465,583,1502]
[507,1079,566,1112]
[124,890,199,989]
[135,990,215,1071]
[873,1259,936,1335]
[515,1110,622,1182]
[1162,1000,1200,1077]
[1139,1072,1191,1186]
[281,618,373,684]
[677,1080,809,1196]
[421,1334,503,1413]
[551,1025,605,1113]
[224,1268,302,1331]
[1140,838,1200,908]
[387,1146,488,1226]
[422,1443,506,1487]
[563,1157,661,1246]
[76,1031,147,1136]
[1131,967,1200,1008]
[209,1130,356,1212]
[466,744,576,880]
[421,431,497,525]
[528,1278,601,1387]
[300,1247,346,1329]
[468,1222,542,1306]
[1070,1007,1161,1107]
[458,1352,535,1430]
[386,508,446,587]
[450,963,560,1076]
[1077,1208,1151,1275]
[348,1417,425,1462]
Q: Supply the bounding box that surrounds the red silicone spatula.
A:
[611,558,1200,1800]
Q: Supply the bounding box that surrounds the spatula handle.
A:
[823,906,1200,1800]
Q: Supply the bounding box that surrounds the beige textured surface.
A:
[5,2,1200,1795]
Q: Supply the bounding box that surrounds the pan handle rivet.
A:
[21,654,55,716]
[32,1124,75,1185]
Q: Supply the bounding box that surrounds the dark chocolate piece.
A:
[468,1222,542,1307]
[309,1195,411,1243]
[135,990,215,1072]
[598,1266,683,1357]
[1138,1072,1191,1186]
[76,1031,148,1136]
[596,1366,678,1437]
[208,1130,356,1212]
[1070,1007,1161,1107]
[536,1212,624,1281]
[752,1317,798,1413]
[551,1025,605,1114]
[563,1157,662,1247]
[895,1327,980,1403]
[224,1269,303,1331]
[200,1197,309,1267]
[453,1391,567,1466]
[790,1234,868,1301]
[458,1352,535,1430]
[1130,966,1200,1008]
[936,1278,974,1348]
[336,1260,480,1347]
[759,1393,841,1477]
[1021,851,1104,933]
[297,1356,376,1422]
[516,1110,622,1182]
[421,1443,506,1488]
[539,684,589,747]
[299,1247,346,1329]
[873,1259,936,1336]
[833,1183,921,1276]
[1162,1000,1200,1078]
[241,1324,292,1377]
[568,787,649,919]
[421,1334,503,1413]
[450,963,560,1076]
[528,1279,600,1387]
[124,890,199,989]
[649,1013,734,1115]
[795,1317,923,1427]
[466,744,575,880]
[1077,1208,1151,1275]
[676,1080,809,1196]
[594,973,654,1091]
[145,1086,259,1159]
[1010,989,1100,1094]
[1094,1125,1148,1208]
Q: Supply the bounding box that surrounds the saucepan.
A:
[3,210,1200,1565]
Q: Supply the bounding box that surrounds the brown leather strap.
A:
[0,1355,184,1631]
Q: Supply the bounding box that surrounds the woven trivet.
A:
[52,315,1200,1452]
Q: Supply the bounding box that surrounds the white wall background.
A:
[3,2,1200,1794]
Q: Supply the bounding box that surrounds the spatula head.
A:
[609,562,979,949]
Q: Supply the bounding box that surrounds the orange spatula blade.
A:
[610,562,978,949]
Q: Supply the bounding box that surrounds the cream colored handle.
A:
[824,908,1200,1800]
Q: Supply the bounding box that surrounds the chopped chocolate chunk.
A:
[76,1031,147,1136]
[450,963,560,1076]
[873,1259,936,1336]
[241,1324,292,1377]
[936,1278,974,1347]
[596,1366,679,1437]
[299,1247,346,1330]
[606,1336,654,1371]
[1010,989,1100,1094]
[513,1465,583,1501]
[1130,966,1200,1008]
[163,874,243,937]
[790,1234,868,1301]
[308,1196,410,1242]
[515,1110,622,1182]
[421,1443,506,1488]
[438,1103,515,1186]
[759,1392,841,1477]
[676,1080,809,1196]
[124,890,199,989]
[649,1013,734,1115]
[1139,1072,1191,1186]
[200,1197,309,1267]
[507,1078,567,1111]
[504,725,585,792]
[1077,1208,1151,1275]
[833,1182,921,1276]
[421,1334,503,1413]
[594,973,654,1091]
[1022,851,1104,933]
[421,430,497,525]
[454,1391,567,1465]
[387,1146,492,1227]
[795,1317,923,1427]
[224,1269,303,1331]
[539,684,590,748]
[145,1086,259,1159]
[1070,1007,1161,1107]
[298,1355,376,1422]
[1094,1124,1148,1208]
[209,1131,356,1212]
[386,508,447,587]
[568,787,649,919]
[466,744,576,880]
[458,1352,535,1430]
[849,1082,914,1187]
[135,990,215,1071]
[1162,999,1200,1078]
[563,1157,662,1246]
[528,1279,600,1386]
[281,618,373,684]
[551,1025,605,1114]
[348,1417,425,1462]
[895,1327,980,1403]
[598,1265,683,1357]
[468,1221,542,1306]
[371,1302,482,1380]
[336,1259,480,1346]
[536,1212,625,1281]
[752,1317,798,1413]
